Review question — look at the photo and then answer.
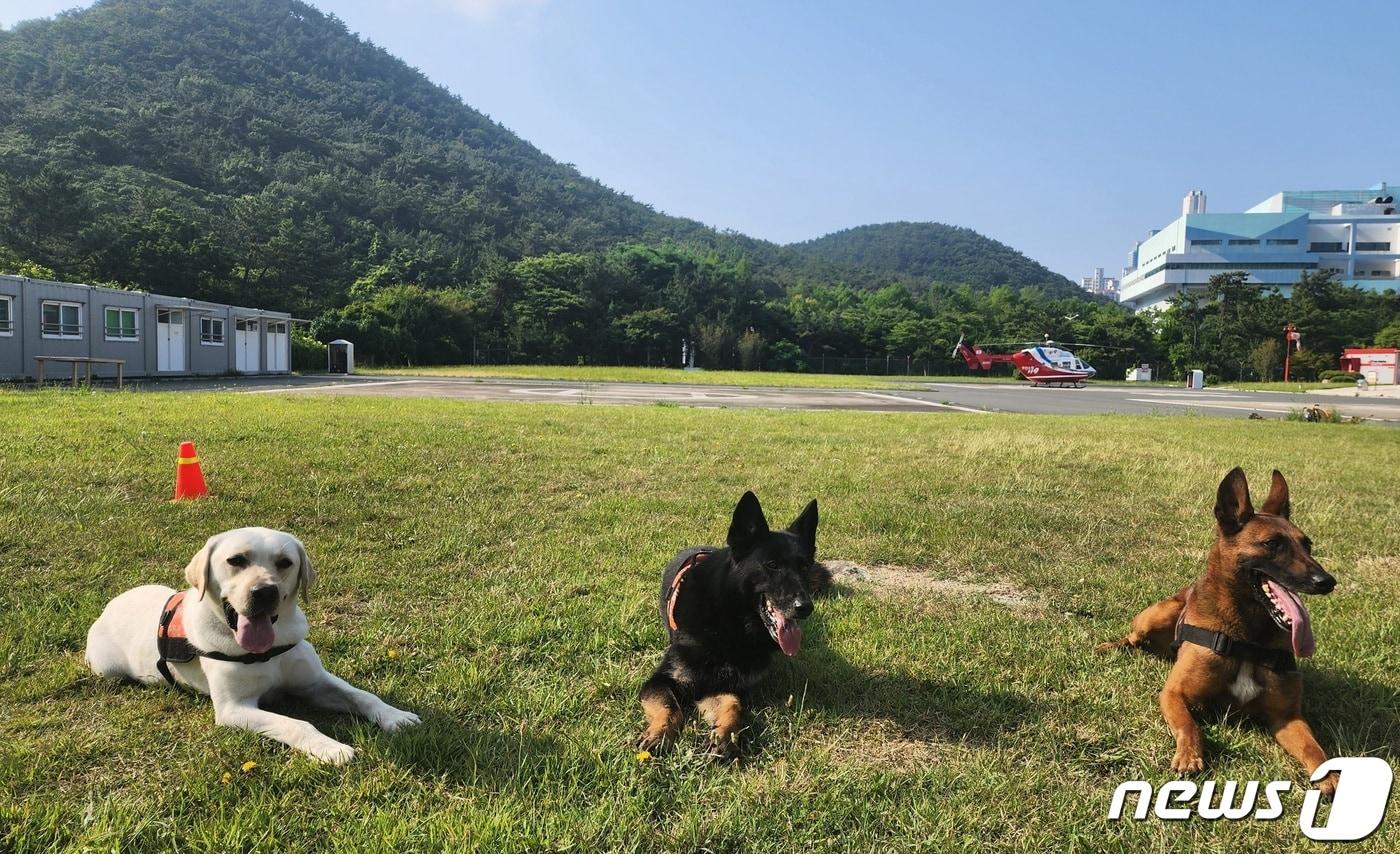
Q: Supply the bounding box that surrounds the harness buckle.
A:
[1209,633,1233,657]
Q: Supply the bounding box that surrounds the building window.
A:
[0,295,12,335]
[104,306,139,341]
[235,317,258,333]
[267,321,287,335]
[41,300,82,339]
[1266,238,1299,246]
[1227,239,1259,246]
[1309,242,1347,252]
[201,316,225,345]
[1190,239,1221,247]
[1356,242,1391,252]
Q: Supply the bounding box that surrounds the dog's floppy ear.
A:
[727,491,770,558]
[787,499,819,560]
[183,534,218,600]
[1214,467,1254,535]
[1259,469,1290,519]
[293,536,317,603]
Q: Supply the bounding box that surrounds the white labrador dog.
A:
[85,527,419,763]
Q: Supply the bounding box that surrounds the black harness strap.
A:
[1172,623,1297,673]
[155,592,296,688]
[199,646,298,664]
[1171,587,1298,673]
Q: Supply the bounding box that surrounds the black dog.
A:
[637,491,828,758]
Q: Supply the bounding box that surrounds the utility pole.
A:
[1282,322,1301,382]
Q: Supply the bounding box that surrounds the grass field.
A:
[2,390,1398,851]
[1222,381,1358,393]
[359,363,1020,388]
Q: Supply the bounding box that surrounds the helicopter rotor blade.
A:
[1048,342,1134,351]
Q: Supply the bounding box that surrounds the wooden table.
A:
[34,356,126,389]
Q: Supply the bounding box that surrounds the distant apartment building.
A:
[1079,267,1119,298]
[1119,183,1400,311]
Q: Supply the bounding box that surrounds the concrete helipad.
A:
[153,374,1400,423]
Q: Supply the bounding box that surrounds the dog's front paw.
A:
[377,708,422,732]
[1170,747,1204,774]
[706,733,741,763]
[308,739,356,765]
[1316,770,1339,800]
[636,731,671,755]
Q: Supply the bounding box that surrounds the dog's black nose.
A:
[1310,571,1336,594]
[250,585,279,611]
[794,599,813,619]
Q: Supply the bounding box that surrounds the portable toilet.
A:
[328,339,355,374]
[1186,369,1204,390]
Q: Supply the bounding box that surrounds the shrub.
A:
[291,331,325,372]
[767,340,807,372]
[1319,370,1363,383]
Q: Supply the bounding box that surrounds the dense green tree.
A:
[1375,319,1400,349]
[1155,270,1396,381]
[311,285,478,365]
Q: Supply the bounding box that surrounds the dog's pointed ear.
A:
[727,491,770,558]
[787,499,819,560]
[1214,467,1254,535]
[183,535,217,600]
[1260,469,1290,519]
[293,537,316,603]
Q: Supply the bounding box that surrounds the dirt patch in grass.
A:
[810,718,955,770]
[820,559,1043,612]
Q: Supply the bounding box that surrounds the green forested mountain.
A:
[789,222,1081,298]
[0,0,1075,314]
[0,0,726,313]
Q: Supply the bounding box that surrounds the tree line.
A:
[4,238,1395,380]
[308,246,1397,381]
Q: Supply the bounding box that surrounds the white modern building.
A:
[1079,267,1119,298]
[1119,183,1400,311]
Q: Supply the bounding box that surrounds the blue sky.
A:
[3,0,1396,279]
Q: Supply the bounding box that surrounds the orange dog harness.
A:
[664,550,712,631]
[155,591,296,687]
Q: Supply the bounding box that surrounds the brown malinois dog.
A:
[1096,468,1338,794]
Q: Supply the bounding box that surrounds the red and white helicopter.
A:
[953,334,1114,387]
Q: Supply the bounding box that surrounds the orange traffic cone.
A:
[172,441,210,501]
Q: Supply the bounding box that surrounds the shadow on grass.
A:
[61,676,573,788]
[1303,667,1400,756]
[748,612,1042,750]
[372,712,573,788]
[262,694,577,788]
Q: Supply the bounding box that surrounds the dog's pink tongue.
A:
[235,614,276,654]
[1266,579,1314,658]
[775,616,801,657]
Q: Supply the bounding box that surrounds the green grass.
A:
[2,390,1398,851]
[1221,381,1358,393]
[358,363,1018,388]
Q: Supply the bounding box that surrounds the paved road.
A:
[140,374,1400,423]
